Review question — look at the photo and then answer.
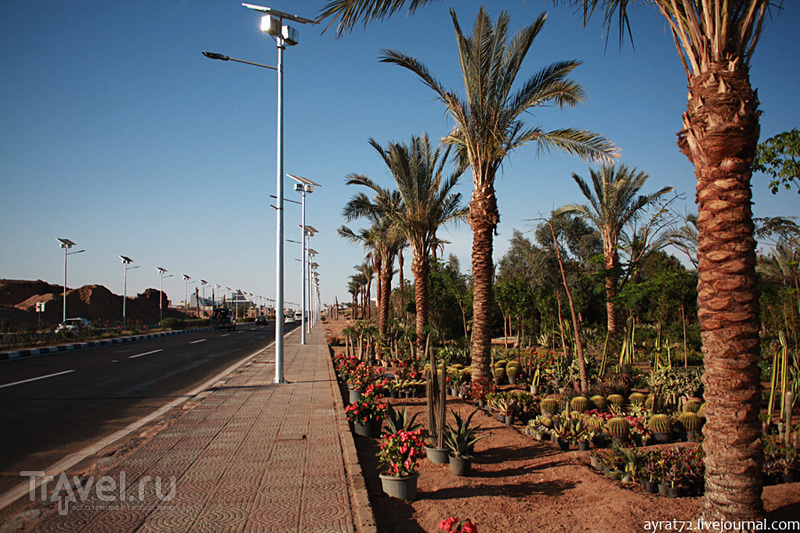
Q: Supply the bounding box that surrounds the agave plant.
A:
[443,409,487,460]
[383,404,422,435]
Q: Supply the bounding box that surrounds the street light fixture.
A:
[200,280,208,317]
[56,238,84,324]
[288,174,321,345]
[201,3,314,384]
[120,256,139,328]
[182,274,194,316]
[156,267,173,325]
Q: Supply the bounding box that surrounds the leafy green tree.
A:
[381,8,615,380]
[753,128,800,195]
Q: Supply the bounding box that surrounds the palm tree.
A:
[345,133,467,354]
[341,189,406,337]
[380,8,616,379]
[319,0,777,517]
[556,164,673,335]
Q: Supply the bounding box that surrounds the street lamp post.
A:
[200,280,208,317]
[120,256,139,328]
[288,174,320,345]
[56,238,84,324]
[204,4,315,384]
[182,274,193,316]
[156,267,172,324]
[308,247,318,330]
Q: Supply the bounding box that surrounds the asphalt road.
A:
[0,321,294,495]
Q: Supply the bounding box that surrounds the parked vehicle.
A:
[55,317,92,334]
[212,307,236,331]
[255,315,268,325]
[284,315,295,324]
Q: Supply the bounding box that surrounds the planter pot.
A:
[425,446,450,464]
[532,432,544,441]
[644,480,658,493]
[557,439,571,451]
[686,431,699,443]
[348,389,362,404]
[504,415,514,426]
[612,436,627,447]
[658,483,668,497]
[589,456,600,470]
[379,473,418,501]
[577,440,590,452]
[781,472,796,484]
[530,385,539,395]
[508,375,517,385]
[353,419,382,438]
[621,475,632,483]
[496,413,504,422]
[653,432,672,444]
[390,390,400,399]
[667,486,682,498]
[449,455,472,477]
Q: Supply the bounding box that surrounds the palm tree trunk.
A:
[375,256,383,327]
[604,246,619,335]
[679,62,764,523]
[412,250,430,356]
[379,254,392,339]
[469,180,499,381]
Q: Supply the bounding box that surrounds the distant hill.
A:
[0,279,181,329]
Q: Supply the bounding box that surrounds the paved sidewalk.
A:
[27,325,375,533]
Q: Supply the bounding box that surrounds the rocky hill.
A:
[0,279,182,329]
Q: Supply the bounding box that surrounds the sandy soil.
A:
[322,318,800,533]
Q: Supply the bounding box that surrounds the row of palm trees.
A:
[320,0,774,523]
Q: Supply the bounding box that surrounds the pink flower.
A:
[461,520,478,533]
[439,517,457,531]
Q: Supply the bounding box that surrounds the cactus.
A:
[493,367,506,380]
[629,392,646,406]
[494,359,508,369]
[540,398,558,415]
[683,399,703,413]
[506,365,520,379]
[697,402,706,419]
[540,416,553,428]
[607,394,625,408]
[570,396,589,412]
[605,417,630,438]
[590,395,607,410]
[649,414,672,434]
[678,412,703,433]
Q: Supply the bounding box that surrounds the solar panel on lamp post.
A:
[56,238,84,324]
[203,4,315,384]
[156,267,172,325]
[288,174,321,344]
[120,256,139,328]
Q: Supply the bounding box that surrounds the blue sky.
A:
[1,0,798,311]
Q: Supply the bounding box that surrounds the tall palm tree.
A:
[380,8,616,379]
[345,133,467,354]
[319,0,777,518]
[340,202,406,336]
[556,164,673,334]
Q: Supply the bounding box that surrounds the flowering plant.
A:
[469,377,496,403]
[438,517,478,533]
[377,429,426,477]
[346,361,375,391]
[345,385,388,425]
[333,352,359,377]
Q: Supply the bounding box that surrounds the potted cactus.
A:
[677,412,703,442]
[570,396,589,413]
[605,417,630,446]
[629,392,647,406]
[540,398,558,417]
[590,395,607,411]
[607,394,626,409]
[493,366,506,387]
[506,360,521,385]
[648,414,673,444]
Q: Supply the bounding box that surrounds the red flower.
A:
[461,520,478,533]
[439,517,457,531]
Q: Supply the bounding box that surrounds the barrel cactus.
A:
[570,396,589,412]
[506,363,521,382]
[540,398,558,416]
[683,399,703,413]
[493,367,506,381]
[648,414,672,434]
[494,359,508,370]
[590,395,607,410]
[697,402,706,419]
[678,412,703,433]
[605,417,630,438]
[607,394,626,408]
[629,392,647,406]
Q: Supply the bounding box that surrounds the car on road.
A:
[284,315,294,324]
[212,307,236,331]
[255,315,268,325]
[55,317,92,334]
[294,312,303,323]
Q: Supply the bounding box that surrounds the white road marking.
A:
[221,334,230,338]
[128,349,163,360]
[190,339,207,344]
[0,370,76,390]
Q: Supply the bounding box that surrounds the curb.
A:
[0,327,215,362]
[328,348,378,533]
